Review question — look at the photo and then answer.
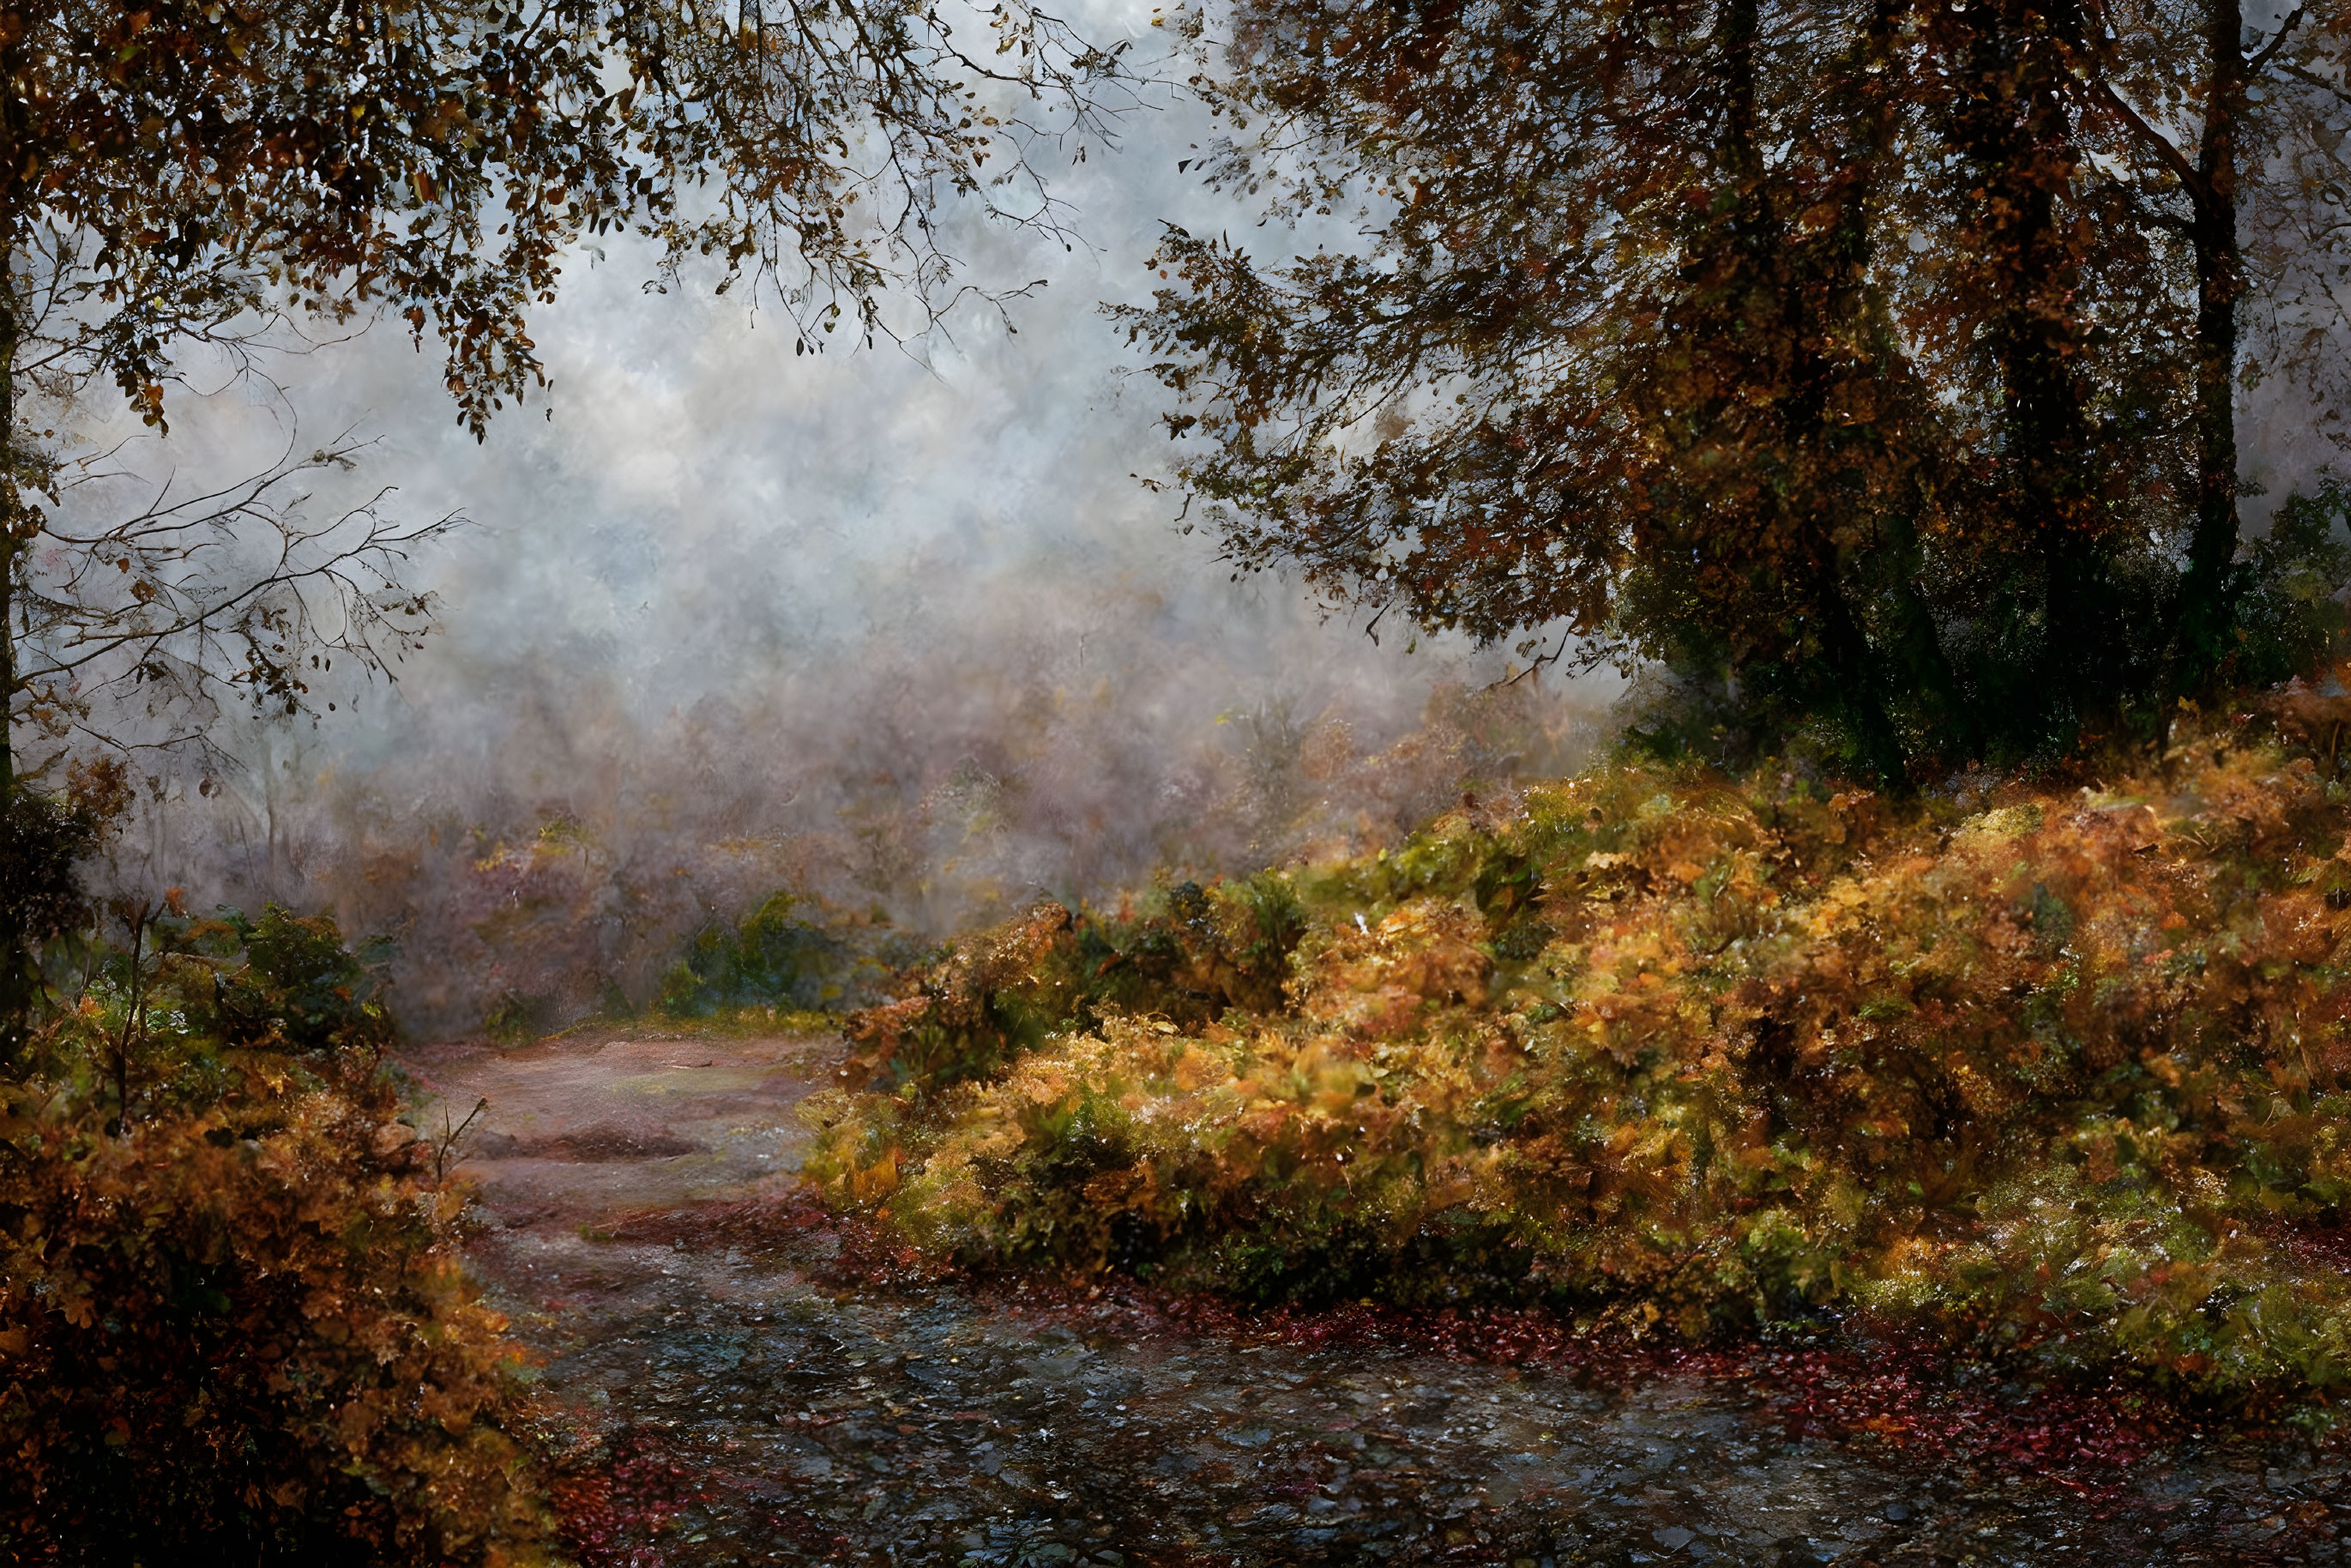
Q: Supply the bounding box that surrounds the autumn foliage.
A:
[0,908,554,1563]
[810,677,2351,1410]
[1124,1,2351,771]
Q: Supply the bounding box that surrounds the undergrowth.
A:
[805,677,2351,1417]
[652,890,891,1022]
[0,903,556,1563]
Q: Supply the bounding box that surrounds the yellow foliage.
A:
[1,920,555,1562]
[810,691,2351,1402]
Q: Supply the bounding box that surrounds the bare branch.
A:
[2246,6,2309,74]
[9,420,461,760]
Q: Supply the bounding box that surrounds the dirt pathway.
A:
[403,1031,2349,1567]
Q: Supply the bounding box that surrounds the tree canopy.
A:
[1124,0,2351,775]
[0,0,1128,1048]
[0,0,1129,761]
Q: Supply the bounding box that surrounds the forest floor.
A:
[402,1028,2351,1567]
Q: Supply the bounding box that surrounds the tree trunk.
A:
[1,285,15,804]
[1956,0,2099,741]
[2179,0,2245,681]
[0,284,25,1065]
[0,9,26,1060]
[1828,0,1968,775]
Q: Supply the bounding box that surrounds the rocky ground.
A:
[401,1029,2349,1566]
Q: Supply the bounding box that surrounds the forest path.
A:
[402,1030,2347,1567]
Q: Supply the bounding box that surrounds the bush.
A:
[0,789,105,961]
[2229,477,2351,691]
[1,761,135,1060]
[655,890,864,1019]
[215,903,399,1053]
[807,680,2351,1410]
[834,872,1309,1096]
[0,908,556,1564]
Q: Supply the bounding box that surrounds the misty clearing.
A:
[9,1,2351,1565]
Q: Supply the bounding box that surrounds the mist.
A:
[55,15,1608,1035]
[51,1,2349,1038]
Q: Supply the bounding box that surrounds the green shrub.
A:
[2,760,134,1060]
[214,903,398,1052]
[2231,477,2351,690]
[657,891,868,1019]
[834,872,1311,1097]
[481,987,558,1044]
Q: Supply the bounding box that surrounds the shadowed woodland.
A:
[9,0,2351,1561]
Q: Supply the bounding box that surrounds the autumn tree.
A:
[1124,0,2351,775]
[0,0,1128,1051]
[1619,0,1958,772]
[2053,0,2351,671]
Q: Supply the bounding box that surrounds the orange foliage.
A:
[811,684,2351,1407]
[0,923,554,1562]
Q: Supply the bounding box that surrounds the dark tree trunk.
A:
[2179,0,2245,680]
[1922,0,2105,752]
[1,292,15,805]
[0,6,27,1062]
[0,286,27,1066]
[1631,0,1932,778]
[1823,0,1968,775]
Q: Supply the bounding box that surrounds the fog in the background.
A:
[47,3,2349,1035]
[51,11,1607,1034]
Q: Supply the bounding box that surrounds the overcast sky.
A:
[196,4,1559,768]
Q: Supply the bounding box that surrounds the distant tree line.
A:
[1125,0,2351,775]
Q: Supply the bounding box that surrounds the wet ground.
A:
[403,1030,2350,1566]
